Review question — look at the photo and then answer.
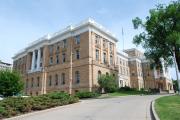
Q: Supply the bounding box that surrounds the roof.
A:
[117,51,129,59]
[0,61,12,66]
[13,18,118,60]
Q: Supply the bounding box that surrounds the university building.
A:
[0,60,12,70]
[12,19,173,96]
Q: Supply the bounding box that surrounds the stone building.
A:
[0,60,12,70]
[124,48,173,91]
[12,19,173,96]
[12,19,118,96]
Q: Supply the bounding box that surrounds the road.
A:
[7,95,162,120]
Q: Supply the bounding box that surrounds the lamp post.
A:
[69,38,73,95]
[173,47,180,94]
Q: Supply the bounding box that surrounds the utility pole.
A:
[69,38,73,95]
[173,47,180,94]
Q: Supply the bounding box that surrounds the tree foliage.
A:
[132,0,180,71]
[98,74,118,93]
[0,70,24,97]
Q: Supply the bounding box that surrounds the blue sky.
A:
[0,0,176,79]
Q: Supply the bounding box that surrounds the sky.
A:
[0,0,177,79]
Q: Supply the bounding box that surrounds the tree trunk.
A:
[175,47,180,72]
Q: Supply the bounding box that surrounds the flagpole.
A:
[122,28,124,50]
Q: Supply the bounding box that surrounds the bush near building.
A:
[0,92,79,119]
[75,91,100,99]
[98,74,118,93]
[0,70,24,97]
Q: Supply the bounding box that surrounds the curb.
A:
[4,102,81,120]
[151,100,160,120]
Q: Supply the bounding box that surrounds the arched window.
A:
[37,77,40,87]
[106,72,109,76]
[98,71,101,80]
[31,78,34,88]
[61,73,65,85]
[55,74,58,85]
[49,75,52,86]
[26,79,28,88]
[75,71,80,84]
[113,74,115,77]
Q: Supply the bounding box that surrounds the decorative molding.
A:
[13,18,118,60]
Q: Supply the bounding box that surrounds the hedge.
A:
[0,92,79,119]
[75,91,100,99]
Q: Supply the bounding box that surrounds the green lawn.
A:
[108,91,149,96]
[155,95,180,120]
[97,91,147,99]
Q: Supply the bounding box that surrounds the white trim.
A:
[13,18,118,60]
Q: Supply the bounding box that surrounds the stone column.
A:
[31,50,35,71]
[37,48,41,70]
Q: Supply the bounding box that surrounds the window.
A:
[103,39,106,48]
[120,67,122,74]
[37,77,40,87]
[26,79,28,88]
[76,50,80,59]
[123,68,125,75]
[55,74,58,86]
[95,35,100,44]
[49,45,53,55]
[40,47,43,58]
[56,44,60,52]
[49,56,53,65]
[31,78,34,88]
[56,55,59,64]
[62,53,66,63]
[49,75,52,86]
[75,71,80,84]
[109,43,113,51]
[98,71,101,80]
[106,72,109,76]
[131,73,135,76]
[103,52,107,64]
[61,73,65,85]
[63,39,67,48]
[126,70,129,75]
[110,55,113,65]
[75,35,80,44]
[96,49,99,61]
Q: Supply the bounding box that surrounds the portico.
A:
[30,48,42,72]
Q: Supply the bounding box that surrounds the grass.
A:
[97,91,149,99]
[108,91,149,97]
[155,95,180,120]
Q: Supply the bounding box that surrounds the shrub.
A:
[0,70,24,97]
[0,92,79,118]
[98,74,118,93]
[118,86,138,91]
[75,91,100,99]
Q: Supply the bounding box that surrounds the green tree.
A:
[173,80,179,92]
[98,74,118,93]
[0,70,24,97]
[132,1,180,71]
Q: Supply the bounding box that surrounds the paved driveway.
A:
[7,95,162,120]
